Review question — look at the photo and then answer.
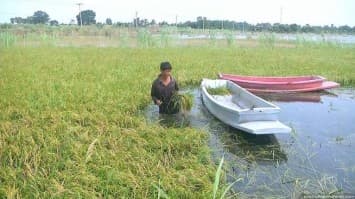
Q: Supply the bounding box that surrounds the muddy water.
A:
[144,88,355,197]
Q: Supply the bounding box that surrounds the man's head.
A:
[160,61,172,77]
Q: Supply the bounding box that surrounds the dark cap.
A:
[160,61,172,71]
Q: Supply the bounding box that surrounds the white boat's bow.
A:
[237,121,291,134]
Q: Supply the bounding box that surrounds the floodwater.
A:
[144,88,355,198]
[178,33,355,44]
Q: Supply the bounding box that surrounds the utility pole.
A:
[135,11,138,28]
[202,18,205,32]
[76,3,83,27]
[175,15,178,27]
[280,6,283,24]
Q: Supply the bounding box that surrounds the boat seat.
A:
[231,95,256,110]
[212,95,245,110]
[212,95,251,111]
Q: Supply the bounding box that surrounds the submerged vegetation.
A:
[0,28,354,197]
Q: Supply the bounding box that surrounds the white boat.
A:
[201,79,291,134]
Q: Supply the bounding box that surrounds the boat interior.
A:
[205,80,277,110]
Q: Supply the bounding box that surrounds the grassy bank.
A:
[0,46,354,198]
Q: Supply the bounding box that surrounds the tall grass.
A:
[224,31,236,47]
[0,32,16,48]
[159,27,176,48]
[118,30,130,47]
[137,28,157,48]
[209,30,218,47]
[258,33,276,48]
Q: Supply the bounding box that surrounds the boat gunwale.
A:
[246,81,340,93]
[219,73,326,85]
[201,79,280,113]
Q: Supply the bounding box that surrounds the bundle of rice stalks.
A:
[170,92,193,113]
[207,87,231,95]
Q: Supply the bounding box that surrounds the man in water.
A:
[151,61,179,114]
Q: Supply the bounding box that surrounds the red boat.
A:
[219,73,339,93]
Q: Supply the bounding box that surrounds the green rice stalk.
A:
[170,92,193,113]
[207,87,231,95]
[213,156,224,199]
[220,178,243,199]
[153,180,170,199]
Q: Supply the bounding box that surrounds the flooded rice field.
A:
[178,33,355,44]
[145,88,355,198]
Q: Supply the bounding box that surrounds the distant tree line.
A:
[10,10,96,26]
[10,11,58,26]
[128,16,355,34]
[9,11,355,34]
[176,16,355,34]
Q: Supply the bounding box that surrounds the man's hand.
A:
[156,100,162,106]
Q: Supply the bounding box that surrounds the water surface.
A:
[145,88,355,197]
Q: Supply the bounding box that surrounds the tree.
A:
[50,20,59,26]
[26,16,34,24]
[158,21,169,26]
[10,17,24,24]
[76,10,96,25]
[196,16,207,29]
[32,10,50,24]
[150,19,156,25]
[290,24,301,32]
[339,25,351,33]
[106,18,112,25]
[302,24,314,33]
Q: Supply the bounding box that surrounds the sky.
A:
[1,0,354,26]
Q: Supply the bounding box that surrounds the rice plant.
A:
[137,28,157,48]
[119,30,130,47]
[209,30,218,46]
[224,30,236,47]
[159,27,175,48]
[258,33,276,48]
[0,41,354,198]
[170,92,193,115]
[207,87,231,95]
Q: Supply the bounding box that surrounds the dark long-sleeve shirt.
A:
[151,75,179,114]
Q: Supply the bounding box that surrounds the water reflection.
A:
[254,91,337,103]
[219,128,288,164]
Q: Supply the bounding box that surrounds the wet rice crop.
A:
[170,92,194,113]
[0,44,354,198]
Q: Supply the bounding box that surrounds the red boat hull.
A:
[219,74,339,93]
